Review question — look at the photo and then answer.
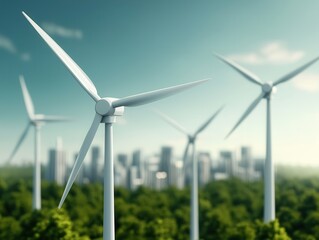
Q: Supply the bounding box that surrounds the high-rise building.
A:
[159,146,173,185]
[114,161,127,187]
[117,153,129,168]
[132,150,143,178]
[170,160,184,189]
[46,138,67,185]
[241,146,253,169]
[198,152,211,186]
[155,171,168,190]
[91,146,100,183]
[143,154,160,189]
[127,166,143,190]
[220,150,236,177]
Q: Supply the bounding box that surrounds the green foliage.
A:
[228,222,256,240]
[20,209,85,240]
[0,216,21,240]
[4,173,319,239]
[255,219,290,240]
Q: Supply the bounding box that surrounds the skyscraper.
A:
[91,146,100,183]
[198,152,211,186]
[117,153,129,168]
[170,160,184,189]
[132,150,143,178]
[46,138,67,185]
[159,146,173,185]
[220,150,236,177]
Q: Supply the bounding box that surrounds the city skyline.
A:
[44,141,263,190]
[2,1,319,166]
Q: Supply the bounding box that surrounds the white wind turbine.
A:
[157,106,223,240]
[22,12,209,240]
[216,53,319,222]
[7,75,68,210]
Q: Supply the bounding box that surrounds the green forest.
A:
[1,166,319,239]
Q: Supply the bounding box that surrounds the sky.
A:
[1,0,319,166]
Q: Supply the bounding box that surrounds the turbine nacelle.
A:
[188,135,196,143]
[95,98,124,117]
[262,82,277,98]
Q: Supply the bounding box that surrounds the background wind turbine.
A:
[156,107,223,240]
[216,53,319,222]
[23,11,209,240]
[7,75,68,210]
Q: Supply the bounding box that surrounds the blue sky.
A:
[2,0,319,166]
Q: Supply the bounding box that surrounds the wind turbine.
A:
[157,107,223,240]
[22,12,209,240]
[216,53,319,222]
[7,75,68,210]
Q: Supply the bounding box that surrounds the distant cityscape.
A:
[45,138,264,190]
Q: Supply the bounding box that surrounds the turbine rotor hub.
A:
[95,99,113,116]
[95,98,125,116]
[189,135,196,143]
[262,82,273,93]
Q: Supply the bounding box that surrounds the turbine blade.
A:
[35,115,70,122]
[22,12,100,102]
[6,123,31,164]
[194,105,224,136]
[59,114,102,208]
[112,78,209,108]
[273,56,319,86]
[183,142,191,162]
[215,53,262,86]
[225,93,265,139]
[154,110,189,136]
[19,75,35,120]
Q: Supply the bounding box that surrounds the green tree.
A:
[255,219,291,240]
[20,209,84,240]
[228,222,256,240]
[145,218,177,240]
[0,216,21,240]
[116,215,145,240]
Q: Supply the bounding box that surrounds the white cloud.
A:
[293,73,319,92]
[0,35,17,53]
[0,35,31,62]
[20,52,31,62]
[42,22,83,39]
[227,42,305,65]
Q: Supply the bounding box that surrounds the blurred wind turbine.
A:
[7,75,68,210]
[23,11,209,240]
[216,53,319,222]
[156,106,223,240]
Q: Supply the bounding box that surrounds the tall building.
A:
[170,160,184,189]
[91,146,100,183]
[114,161,127,187]
[127,166,143,190]
[241,146,253,169]
[132,150,143,179]
[143,154,160,189]
[71,153,89,185]
[220,150,236,177]
[159,146,173,185]
[117,153,129,168]
[198,152,211,186]
[46,138,67,185]
[155,171,168,190]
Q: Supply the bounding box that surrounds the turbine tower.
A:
[216,53,319,222]
[157,107,223,240]
[23,12,209,240]
[7,75,68,210]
